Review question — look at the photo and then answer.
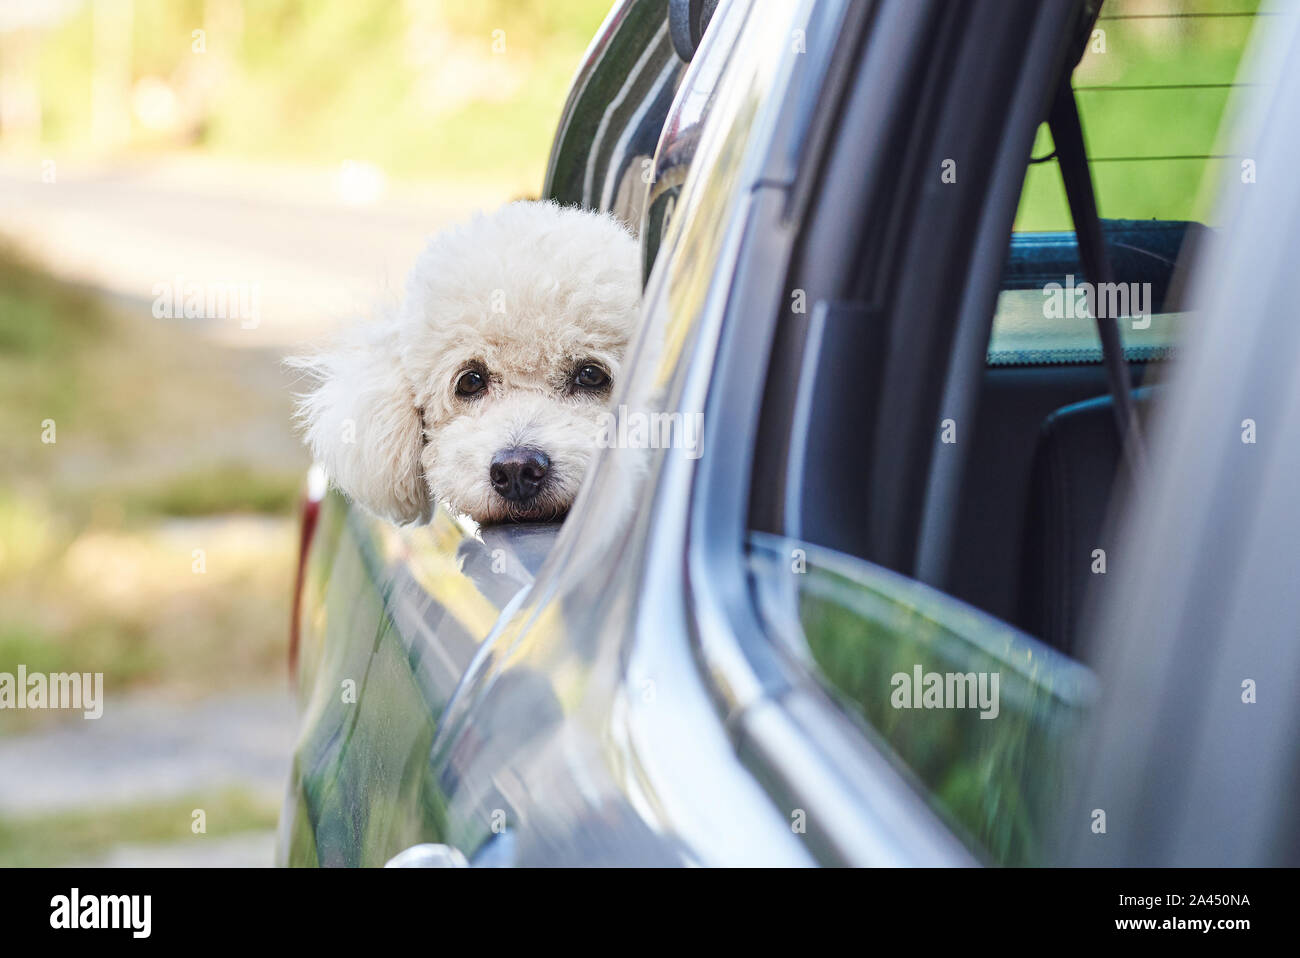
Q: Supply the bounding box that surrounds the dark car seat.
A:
[1016,387,1159,658]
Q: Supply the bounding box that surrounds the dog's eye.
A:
[455,369,487,397]
[574,364,610,390]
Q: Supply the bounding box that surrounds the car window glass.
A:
[993,0,1263,363]
[748,531,1096,865]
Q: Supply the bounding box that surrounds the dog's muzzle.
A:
[489,446,551,502]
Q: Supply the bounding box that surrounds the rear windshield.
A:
[1017,0,1263,231]
[993,0,1265,364]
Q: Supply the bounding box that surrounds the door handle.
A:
[384,843,469,868]
[384,829,515,868]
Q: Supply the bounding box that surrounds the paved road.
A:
[0,690,294,867]
[0,155,505,348]
[0,689,295,817]
[80,831,279,868]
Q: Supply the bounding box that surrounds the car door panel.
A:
[280,493,556,866]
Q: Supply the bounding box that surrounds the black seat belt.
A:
[1048,77,1147,473]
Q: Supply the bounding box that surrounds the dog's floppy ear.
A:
[289,319,431,525]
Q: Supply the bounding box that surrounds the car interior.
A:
[633,0,1267,865]
[946,8,1248,661]
[771,1,1251,664]
[726,0,1261,864]
[950,224,1186,659]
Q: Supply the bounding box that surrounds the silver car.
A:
[279,0,1300,867]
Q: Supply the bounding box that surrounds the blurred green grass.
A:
[120,464,300,518]
[0,249,105,433]
[0,245,302,707]
[0,243,303,508]
[0,787,279,866]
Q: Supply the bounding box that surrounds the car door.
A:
[280,491,558,866]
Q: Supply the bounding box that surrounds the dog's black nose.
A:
[489,447,550,501]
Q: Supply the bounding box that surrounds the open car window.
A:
[739,0,1268,865]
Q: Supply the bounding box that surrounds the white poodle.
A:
[292,200,641,525]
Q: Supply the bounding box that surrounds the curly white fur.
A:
[290,200,641,525]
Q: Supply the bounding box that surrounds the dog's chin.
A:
[470,493,572,525]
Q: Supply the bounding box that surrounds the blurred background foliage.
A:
[0,241,299,704]
[0,0,616,862]
[4,0,611,190]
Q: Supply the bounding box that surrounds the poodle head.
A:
[293,200,641,525]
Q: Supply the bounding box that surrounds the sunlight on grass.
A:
[0,245,303,706]
[120,463,301,518]
[0,497,295,712]
[0,787,279,866]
